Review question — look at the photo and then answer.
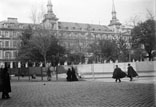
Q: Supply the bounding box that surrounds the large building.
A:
[0,0,131,66]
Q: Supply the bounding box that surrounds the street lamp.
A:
[128,49,134,62]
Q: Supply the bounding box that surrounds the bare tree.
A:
[125,10,155,28]
[125,15,141,27]
[30,29,53,65]
[30,7,38,24]
[30,5,46,24]
[146,9,155,20]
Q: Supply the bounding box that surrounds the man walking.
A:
[112,65,127,83]
[127,64,138,81]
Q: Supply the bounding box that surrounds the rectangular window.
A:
[5,51,11,59]
[13,31,17,38]
[0,41,3,48]
[13,40,17,48]
[0,50,2,58]
[13,51,18,58]
[1,31,4,37]
[5,31,10,38]
[5,41,9,48]
[9,31,13,37]
[0,31,2,38]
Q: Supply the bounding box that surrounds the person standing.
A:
[127,64,138,81]
[71,67,78,81]
[112,65,127,83]
[66,68,72,81]
[47,66,52,81]
[1,64,11,99]
[0,67,3,95]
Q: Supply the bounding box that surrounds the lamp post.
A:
[128,50,131,62]
[18,62,21,80]
[129,49,134,62]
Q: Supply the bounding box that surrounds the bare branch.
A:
[30,5,46,24]
[125,15,141,27]
[30,7,38,24]
[146,9,155,20]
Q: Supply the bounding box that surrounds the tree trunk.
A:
[44,55,47,67]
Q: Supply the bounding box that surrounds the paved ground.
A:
[0,76,155,107]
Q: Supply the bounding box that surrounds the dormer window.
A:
[65,27,69,30]
[73,27,75,30]
[58,26,61,29]
[92,28,95,31]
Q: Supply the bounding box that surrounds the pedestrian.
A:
[1,64,11,99]
[71,67,78,81]
[112,65,127,83]
[66,68,72,81]
[47,66,52,81]
[127,64,138,81]
[0,66,3,94]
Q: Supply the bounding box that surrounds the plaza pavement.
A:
[0,75,155,107]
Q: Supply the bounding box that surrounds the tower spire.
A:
[112,0,117,19]
[47,0,53,14]
[42,0,58,29]
[109,0,121,32]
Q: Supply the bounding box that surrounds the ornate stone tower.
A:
[109,0,121,32]
[42,0,58,30]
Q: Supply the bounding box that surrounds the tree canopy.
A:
[131,19,156,60]
[88,36,129,63]
[17,27,65,66]
[99,39,119,62]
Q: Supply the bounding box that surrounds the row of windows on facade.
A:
[0,30,19,38]
[0,25,125,41]
[58,32,117,40]
[58,32,130,42]
[0,23,27,29]
[58,26,109,32]
[0,50,18,59]
[60,40,90,49]
[0,28,113,40]
[0,40,19,48]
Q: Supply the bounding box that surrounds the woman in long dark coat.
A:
[1,65,11,99]
[112,65,127,83]
[0,68,3,93]
[66,68,72,81]
[71,67,78,81]
[127,64,138,81]
[47,66,52,81]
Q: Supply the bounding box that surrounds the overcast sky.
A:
[0,0,155,25]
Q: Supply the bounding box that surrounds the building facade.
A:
[0,0,131,66]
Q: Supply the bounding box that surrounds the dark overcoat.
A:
[66,68,72,81]
[47,67,51,77]
[0,68,3,92]
[112,68,127,79]
[127,66,138,77]
[71,67,78,81]
[1,67,11,93]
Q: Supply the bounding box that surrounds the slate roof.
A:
[58,21,112,32]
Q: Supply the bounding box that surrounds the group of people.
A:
[66,67,78,81]
[112,64,139,83]
[0,63,138,100]
[0,65,11,99]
